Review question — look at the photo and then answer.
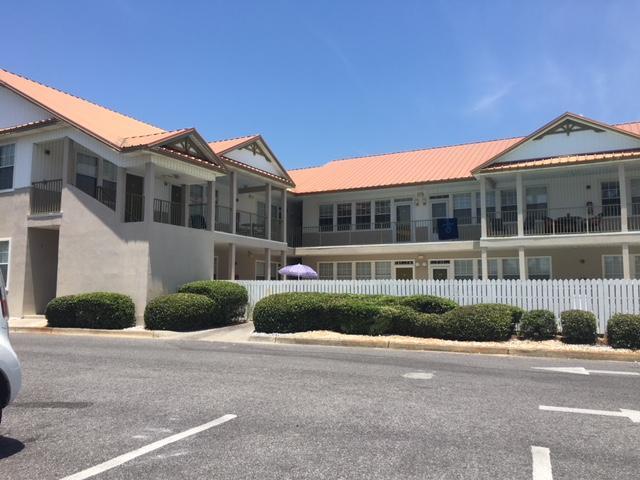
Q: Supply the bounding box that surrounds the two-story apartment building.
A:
[0,69,292,319]
[287,113,640,282]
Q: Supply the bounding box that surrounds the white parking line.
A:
[59,414,237,480]
[531,446,553,480]
[540,405,640,423]
[532,366,640,376]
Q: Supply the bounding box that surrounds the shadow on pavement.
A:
[0,435,25,459]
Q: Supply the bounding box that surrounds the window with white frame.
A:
[526,186,547,217]
[374,200,391,229]
[475,191,496,221]
[355,262,372,279]
[337,203,352,231]
[601,181,620,217]
[454,259,474,279]
[502,258,520,280]
[318,262,334,280]
[527,257,551,280]
[374,261,392,279]
[336,262,353,279]
[355,202,371,230]
[603,255,623,279]
[453,193,472,224]
[501,189,517,222]
[255,261,266,280]
[0,240,8,284]
[319,204,333,231]
[76,152,98,197]
[0,144,15,191]
[487,259,499,280]
[631,179,640,216]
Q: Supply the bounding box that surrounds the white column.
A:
[62,137,71,186]
[229,171,237,234]
[282,188,288,243]
[518,247,526,280]
[182,184,190,227]
[281,250,287,279]
[143,161,156,224]
[516,173,524,237]
[228,243,236,280]
[480,176,487,238]
[266,183,272,240]
[481,248,488,280]
[115,166,126,222]
[265,248,271,280]
[206,180,215,231]
[619,164,628,232]
[622,243,631,279]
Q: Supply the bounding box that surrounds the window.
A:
[76,152,98,197]
[501,190,517,222]
[635,256,640,280]
[453,193,472,224]
[526,186,547,216]
[601,181,620,217]
[0,144,15,190]
[487,259,498,280]
[319,205,333,232]
[270,262,280,281]
[255,261,265,280]
[318,263,334,280]
[475,191,496,220]
[527,257,551,280]
[100,160,118,209]
[454,259,474,280]
[631,179,640,216]
[374,261,392,279]
[355,202,371,230]
[0,240,8,284]
[355,262,372,279]
[337,203,352,231]
[502,258,519,280]
[603,255,623,279]
[336,262,352,280]
[374,200,391,228]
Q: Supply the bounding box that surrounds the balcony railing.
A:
[524,206,621,235]
[125,193,144,223]
[271,218,283,242]
[153,198,184,226]
[215,205,233,233]
[487,210,518,237]
[289,218,481,247]
[30,179,62,215]
[96,186,116,211]
[237,210,267,239]
[189,203,209,230]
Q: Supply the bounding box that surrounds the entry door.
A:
[125,174,144,222]
[395,203,412,242]
[431,198,449,240]
[395,267,414,280]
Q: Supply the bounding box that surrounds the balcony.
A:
[30,179,62,215]
[125,193,144,223]
[153,199,184,226]
[289,218,481,247]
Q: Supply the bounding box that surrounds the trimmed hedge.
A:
[377,306,444,338]
[395,295,458,314]
[441,304,513,341]
[45,292,135,329]
[607,313,640,350]
[519,310,556,340]
[560,310,597,344]
[144,293,217,331]
[178,280,248,325]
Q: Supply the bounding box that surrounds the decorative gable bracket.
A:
[533,119,605,140]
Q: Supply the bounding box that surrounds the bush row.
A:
[46,292,136,329]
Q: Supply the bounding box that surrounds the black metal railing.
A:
[271,218,283,242]
[96,186,116,211]
[125,192,144,223]
[523,206,621,235]
[30,179,62,215]
[487,210,518,237]
[237,210,267,239]
[153,198,184,226]
[289,217,481,247]
[189,203,209,230]
[215,205,233,233]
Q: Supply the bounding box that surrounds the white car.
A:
[0,271,21,424]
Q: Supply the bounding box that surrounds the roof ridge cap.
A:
[122,128,191,141]
[208,133,259,144]
[0,68,165,132]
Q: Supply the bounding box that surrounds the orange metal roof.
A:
[290,121,640,194]
[208,135,260,155]
[483,149,640,172]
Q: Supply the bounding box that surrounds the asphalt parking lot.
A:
[1,333,639,479]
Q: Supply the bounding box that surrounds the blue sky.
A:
[4,1,640,169]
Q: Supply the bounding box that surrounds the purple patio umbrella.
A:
[278,263,319,280]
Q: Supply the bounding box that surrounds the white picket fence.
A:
[236,279,640,333]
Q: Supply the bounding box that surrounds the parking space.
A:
[1,334,639,479]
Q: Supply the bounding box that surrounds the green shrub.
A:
[519,310,556,340]
[45,295,78,328]
[374,306,444,338]
[607,314,640,349]
[46,292,135,329]
[178,280,248,324]
[396,295,458,314]
[506,305,525,332]
[441,304,514,341]
[560,310,598,344]
[144,293,217,331]
[253,293,338,333]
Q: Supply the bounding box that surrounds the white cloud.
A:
[468,83,514,113]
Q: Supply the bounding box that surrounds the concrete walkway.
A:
[181,322,255,343]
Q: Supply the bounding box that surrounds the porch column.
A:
[518,247,526,280]
[229,171,237,234]
[115,167,126,222]
[282,188,288,243]
[182,184,190,227]
[143,161,156,224]
[62,137,71,186]
[266,183,272,240]
[622,243,631,279]
[619,164,628,232]
[281,250,287,279]
[206,180,215,231]
[481,248,488,280]
[265,248,271,280]
[516,173,524,236]
[480,176,487,238]
[228,243,236,280]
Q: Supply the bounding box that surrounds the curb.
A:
[249,334,640,362]
[9,326,178,339]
